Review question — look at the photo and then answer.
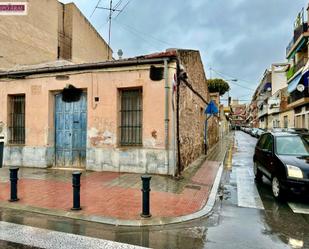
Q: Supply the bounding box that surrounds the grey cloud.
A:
[63,0,308,101]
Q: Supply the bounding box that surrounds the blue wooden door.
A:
[55,93,87,168]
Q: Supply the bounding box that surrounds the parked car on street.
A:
[253,131,309,200]
[250,128,259,137]
[283,128,309,134]
[255,128,265,138]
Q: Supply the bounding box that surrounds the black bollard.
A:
[71,171,82,211]
[0,140,4,168]
[9,167,19,202]
[141,175,152,218]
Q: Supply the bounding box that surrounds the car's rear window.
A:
[276,136,309,156]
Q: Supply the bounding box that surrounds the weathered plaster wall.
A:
[177,50,212,170]
[0,63,177,175]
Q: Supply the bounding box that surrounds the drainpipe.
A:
[164,59,170,174]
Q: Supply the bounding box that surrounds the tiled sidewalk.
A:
[0,134,232,225]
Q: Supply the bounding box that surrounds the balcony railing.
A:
[286,57,308,80]
[258,105,268,118]
[286,22,308,56]
[286,66,295,80]
[288,88,309,104]
[295,57,308,72]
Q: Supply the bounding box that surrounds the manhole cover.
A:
[185,185,201,190]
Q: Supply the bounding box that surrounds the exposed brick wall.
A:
[177,50,218,170]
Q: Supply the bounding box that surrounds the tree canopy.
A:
[207,78,230,96]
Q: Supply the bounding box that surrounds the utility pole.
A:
[95,0,121,60]
[108,0,113,54]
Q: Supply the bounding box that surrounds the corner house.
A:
[0,49,215,175]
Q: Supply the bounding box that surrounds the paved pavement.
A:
[0,134,232,227]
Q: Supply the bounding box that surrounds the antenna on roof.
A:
[91,1,132,60]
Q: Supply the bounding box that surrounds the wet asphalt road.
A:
[1,131,309,248]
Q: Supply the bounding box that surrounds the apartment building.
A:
[0,0,112,70]
[256,70,272,129]
[285,7,309,129]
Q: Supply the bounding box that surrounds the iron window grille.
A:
[8,95,25,144]
[120,89,142,146]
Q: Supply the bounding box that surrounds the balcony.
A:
[295,57,308,72]
[288,88,309,109]
[287,57,308,80]
[268,98,280,115]
[286,23,308,57]
[258,104,268,118]
[286,66,295,80]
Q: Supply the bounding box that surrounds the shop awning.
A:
[287,73,302,93]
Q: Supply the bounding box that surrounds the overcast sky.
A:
[61,0,307,103]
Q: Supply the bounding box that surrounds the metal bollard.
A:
[9,167,19,202]
[140,175,152,218]
[0,140,4,168]
[71,172,82,211]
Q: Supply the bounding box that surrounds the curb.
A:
[0,163,224,227]
[0,141,231,227]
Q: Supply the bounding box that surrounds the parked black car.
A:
[253,131,309,199]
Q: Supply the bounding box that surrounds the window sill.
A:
[7,143,25,147]
[117,145,143,150]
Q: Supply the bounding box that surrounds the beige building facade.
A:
[0,49,216,176]
[0,0,112,70]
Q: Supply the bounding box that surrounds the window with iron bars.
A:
[8,95,25,144]
[119,89,142,146]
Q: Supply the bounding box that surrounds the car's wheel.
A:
[253,162,263,182]
[272,176,284,200]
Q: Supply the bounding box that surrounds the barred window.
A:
[120,89,142,146]
[8,95,25,144]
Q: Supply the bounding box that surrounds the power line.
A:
[116,23,162,50]
[210,68,255,91]
[210,67,254,85]
[114,20,174,47]
[92,0,133,58]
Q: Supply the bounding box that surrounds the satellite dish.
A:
[266,87,271,92]
[297,84,305,92]
[117,49,123,59]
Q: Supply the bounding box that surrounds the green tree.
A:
[207,78,230,96]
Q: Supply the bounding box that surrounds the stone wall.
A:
[177,50,215,170]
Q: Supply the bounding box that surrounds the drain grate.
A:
[185,184,201,190]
